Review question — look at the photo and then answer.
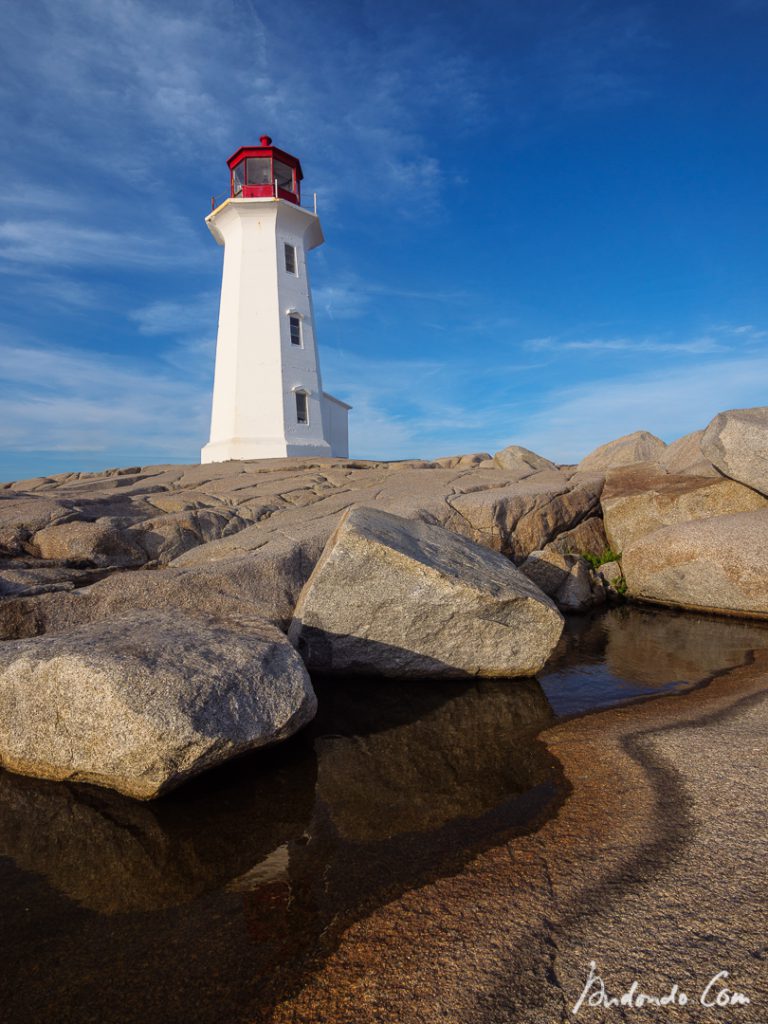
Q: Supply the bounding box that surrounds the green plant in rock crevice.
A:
[582,548,622,570]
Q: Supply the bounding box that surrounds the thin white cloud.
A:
[130,295,219,336]
[525,335,724,354]
[513,355,768,462]
[0,335,209,458]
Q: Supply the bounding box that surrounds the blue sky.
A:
[1,0,767,479]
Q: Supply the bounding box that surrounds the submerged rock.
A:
[314,676,554,842]
[701,406,768,497]
[0,612,316,798]
[289,506,564,679]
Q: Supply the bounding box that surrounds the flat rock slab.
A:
[622,509,768,618]
[289,506,564,679]
[0,612,316,799]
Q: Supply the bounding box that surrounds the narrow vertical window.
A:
[289,315,302,346]
[295,390,308,424]
[284,243,297,274]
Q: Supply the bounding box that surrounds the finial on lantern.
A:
[260,134,272,147]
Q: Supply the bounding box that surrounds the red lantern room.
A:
[227,135,303,205]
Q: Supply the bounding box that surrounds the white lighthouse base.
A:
[201,436,332,463]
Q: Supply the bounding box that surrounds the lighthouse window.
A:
[295,390,308,424]
[232,161,245,196]
[273,159,295,192]
[289,315,302,346]
[284,243,297,274]
[246,157,272,185]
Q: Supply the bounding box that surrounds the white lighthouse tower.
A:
[201,136,350,463]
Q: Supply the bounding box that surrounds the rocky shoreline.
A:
[264,649,768,1024]
[0,405,766,797]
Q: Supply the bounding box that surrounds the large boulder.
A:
[578,430,666,473]
[701,406,768,497]
[0,455,613,644]
[602,471,768,552]
[492,445,556,477]
[0,612,317,798]
[288,506,564,679]
[622,510,768,618]
[0,494,80,555]
[657,430,718,477]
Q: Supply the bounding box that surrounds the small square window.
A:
[296,391,308,424]
[284,243,297,274]
[289,315,302,346]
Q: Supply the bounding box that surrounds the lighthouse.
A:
[201,136,350,463]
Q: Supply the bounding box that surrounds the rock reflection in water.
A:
[5,606,763,1023]
[540,604,768,717]
[0,674,560,1024]
[0,742,314,914]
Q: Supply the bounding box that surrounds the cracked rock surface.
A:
[0,455,605,638]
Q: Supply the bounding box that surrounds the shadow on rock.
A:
[0,674,564,1024]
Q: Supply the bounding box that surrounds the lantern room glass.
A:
[229,153,300,200]
[273,159,295,192]
[246,157,272,185]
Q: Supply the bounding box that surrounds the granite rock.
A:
[578,431,666,473]
[0,612,316,798]
[622,510,768,618]
[701,406,768,496]
[289,506,564,678]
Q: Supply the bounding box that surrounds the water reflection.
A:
[0,675,560,1024]
[1,606,766,1023]
[540,605,768,717]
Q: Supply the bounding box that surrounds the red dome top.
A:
[227,137,303,205]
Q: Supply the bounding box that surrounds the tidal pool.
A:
[0,606,766,1024]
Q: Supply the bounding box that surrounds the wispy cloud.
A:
[322,348,546,459]
[525,335,724,354]
[513,354,768,462]
[313,275,467,320]
[0,333,210,462]
[321,334,768,463]
[0,219,204,269]
[130,295,218,336]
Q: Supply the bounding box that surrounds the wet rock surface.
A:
[0,606,765,1023]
